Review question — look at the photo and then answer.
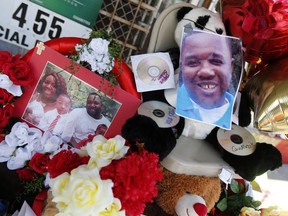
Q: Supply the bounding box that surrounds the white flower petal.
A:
[86,135,129,168]
[0,74,13,89]
[5,122,30,147]
[40,131,62,153]
[7,147,32,170]
[6,84,23,97]
[0,141,16,159]
[89,38,110,55]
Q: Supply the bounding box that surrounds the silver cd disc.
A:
[138,100,180,128]
[137,56,170,85]
[217,124,256,156]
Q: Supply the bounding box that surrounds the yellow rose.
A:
[99,198,125,216]
[50,172,70,212]
[86,135,129,168]
[261,206,280,216]
[240,207,261,216]
[50,165,114,215]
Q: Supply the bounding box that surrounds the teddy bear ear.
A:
[174,7,226,47]
[121,114,177,161]
[176,7,193,21]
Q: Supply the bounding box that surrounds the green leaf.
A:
[250,180,262,192]
[216,198,228,211]
[252,200,262,208]
[243,196,253,205]
[230,179,240,193]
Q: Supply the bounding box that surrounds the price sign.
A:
[29,0,103,28]
[0,0,91,51]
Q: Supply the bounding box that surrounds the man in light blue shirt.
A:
[176,30,236,129]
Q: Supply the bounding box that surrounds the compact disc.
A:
[137,56,170,85]
[217,124,256,156]
[138,100,180,128]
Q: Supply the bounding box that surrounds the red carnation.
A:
[1,59,32,86]
[100,150,163,216]
[0,51,13,69]
[16,168,38,181]
[0,104,14,128]
[100,162,116,180]
[47,150,89,178]
[29,152,50,174]
[0,88,14,105]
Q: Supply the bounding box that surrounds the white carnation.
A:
[89,38,110,55]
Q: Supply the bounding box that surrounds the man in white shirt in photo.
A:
[62,92,111,146]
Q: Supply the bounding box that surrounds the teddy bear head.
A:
[155,167,221,216]
[174,6,226,47]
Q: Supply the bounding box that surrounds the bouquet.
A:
[211,179,261,215]
[0,122,163,216]
[69,29,122,84]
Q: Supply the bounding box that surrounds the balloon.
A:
[222,0,288,65]
[243,55,288,133]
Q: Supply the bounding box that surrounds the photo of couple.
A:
[22,62,121,146]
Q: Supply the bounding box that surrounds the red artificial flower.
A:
[0,51,13,69]
[29,152,50,174]
[0,88,14,105]
[16,168,38,181]
[100,162,116,180]
[0,104,14,128]
[12,54,21,61]
[1,58,32,86]
[100,150,163,216]
[47,150,89,178]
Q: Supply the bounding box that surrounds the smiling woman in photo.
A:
[23,70,68,126]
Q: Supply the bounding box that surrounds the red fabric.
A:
[22,37,82,62]
[32,188,48,216]
[112,58,141,99]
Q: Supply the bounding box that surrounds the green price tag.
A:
[29,0,103,28]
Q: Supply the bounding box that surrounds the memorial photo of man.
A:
[176,30,242,129]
